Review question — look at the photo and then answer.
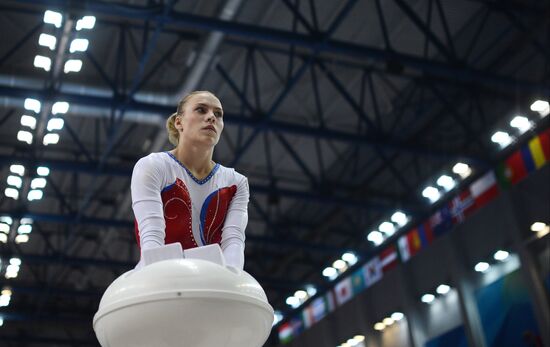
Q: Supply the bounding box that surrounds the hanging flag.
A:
[449,189,476,224]
[539,129,550,161]
[429,206,453,237]
[380,245,399,273]
[398,235,411,262]
[290,317,304,337]
[324,290,336,313]
[278,322,293,344]
[351,267,366,295]
[301,305,314,329]
[418,222,434,246]
[310,296,327,324]
[528,134,549,169]
[334,276,353,306]
[497,150,528,187]
[470,171,499,209]
[363,256,383,287]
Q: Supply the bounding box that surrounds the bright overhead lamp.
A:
[285,296,300,308]
[436,284,450,295]
[20,218,33,225]
[76,15,96,30]
[47,117,64,131]
[52,101,69,114]
[9,258,21,266]
[27,189,44,201]
[64,59,82,73]
[5,188,19,200]
[391,312,404,321]
[322,267,338,279]
[390,211,408,227]
[24,98,41,113]
[452,162,471,178]
[17,130,33,144]
[374,322,385,331]
[530,100,549,117]
[31,178,47,189]
[17,224,32,234]
[379,221,395,235]
[367,231,384,245]
[475,262,490,273]
[341,252,358,265]
[436,175,455,191]
[530,222,548,233]
[38,33,56,50]
[0,223,9,233]
[421,294,435,304]
[10,164,25,176]
[33,55,52,71]
[15,234,29,244]
[332,259,347,271]
[493,250,509,261]
[0,294,11,307]
[352,335,365,342]
[294,290,307,300]
[43,133,60,146]
[43,10,62,28]
[0,234,7,243]
[0,216,13,225]
[305,285,317,297]
[510,116,531,133]
[6,175,22,189]
[491,131,513,148]
[37,166,50,176]
[382,317,394,326]
[422,186,440,203]
[20,115,37,129]
[69,38,89,53]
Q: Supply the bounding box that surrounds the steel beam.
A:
[2,0,547,94]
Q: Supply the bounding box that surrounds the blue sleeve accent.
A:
[199,189,219,245]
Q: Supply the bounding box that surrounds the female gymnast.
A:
[131,90,249,269]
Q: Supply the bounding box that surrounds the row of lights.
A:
[336,334,365,347]
[373,311,404,331]
[17,98,69,146]
[491,100,549,148]
[3,258,22,280]
[420,284,452,304]
[0,287,12,308]
[34,10,95,73]
[4,164,50,201]
[0,216,33,244]
[285,285,318,309]
[422,162,472,203]
[474,249,511,273]
[322,252,358,281]
[367,211,410,246]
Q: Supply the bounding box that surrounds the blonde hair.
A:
[166,90,217,146]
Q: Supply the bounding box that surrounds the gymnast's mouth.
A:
[203,125,217,133]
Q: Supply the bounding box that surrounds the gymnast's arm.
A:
[220,175,249,270]
[131,156,166,255]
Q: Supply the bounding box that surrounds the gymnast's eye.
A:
[214,111,223,118]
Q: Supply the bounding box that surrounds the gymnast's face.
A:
[175,93,224,147]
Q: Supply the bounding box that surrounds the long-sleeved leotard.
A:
[131,152,249,269]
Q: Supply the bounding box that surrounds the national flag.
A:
[449,189,476,224]
[539,129,550,162]
[528,134,549,169]
[289,317,304,337]
[301,305,313,329]
[324,290,336,313]
[398,235,411,262]
[429,206,453,237]
[334,276,353,306]
[497,150,528,187]
[380,245,399,273]
[351,268,366,295]
[418,222,434,246]
[310,296,327,323]
[470,171,499,209]
[363,256,382,287]
[278,322,293,344]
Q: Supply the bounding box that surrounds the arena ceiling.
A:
[0,0,548,345]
